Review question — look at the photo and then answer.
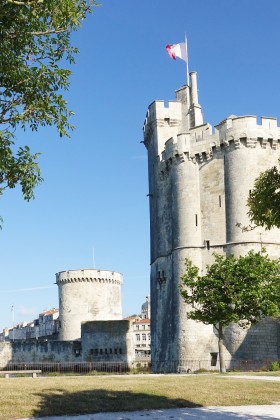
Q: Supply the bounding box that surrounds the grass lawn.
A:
[0,374,279,419]
[225,371,280,376]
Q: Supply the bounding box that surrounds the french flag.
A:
[166,42,188,63]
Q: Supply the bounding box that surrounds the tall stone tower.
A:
[143,72,280,372]
[56,269,123,340]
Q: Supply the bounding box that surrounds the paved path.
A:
[226,375,280,381]
[20,405,280,420]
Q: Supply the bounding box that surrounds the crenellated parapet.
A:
[215,115,280,147]
[143,100,182,150]
[56,269,123,286]
[155,114,280,167]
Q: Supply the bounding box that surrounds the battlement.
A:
[143,100,182,131]
[56,269,123,285]
[159,115,280,164]
[215,115,279,142]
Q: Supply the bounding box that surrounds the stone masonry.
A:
[56,269,123,341]
[143,71,280,372]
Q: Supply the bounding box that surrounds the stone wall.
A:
[225,318,280,364]
[81,320,135,366]
[0,341,79,365]
[0,342,12,366]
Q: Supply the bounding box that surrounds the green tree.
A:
[180,251,280,373]
[247,163,280,229]
[0,0,97,208]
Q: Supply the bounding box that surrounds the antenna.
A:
[92,247,96,268]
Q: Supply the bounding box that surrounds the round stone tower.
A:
[56,268,123,341]
[222,115,280,259]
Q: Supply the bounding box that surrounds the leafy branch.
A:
[0,0,98,217]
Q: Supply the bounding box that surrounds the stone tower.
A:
[56,268,123,340]
[143,72,280,372]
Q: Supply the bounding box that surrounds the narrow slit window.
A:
[219,195,221,207]
[206,240,210,250]
[195,214,198,226]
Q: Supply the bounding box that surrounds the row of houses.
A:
[0,308,59,341]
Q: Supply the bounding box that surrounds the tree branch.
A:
[6,0,43,5]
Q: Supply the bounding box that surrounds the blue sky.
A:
[1,0,280,330]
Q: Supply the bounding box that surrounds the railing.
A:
[0,358,276,375]
[152,358,279,373]
[0,362,130,375]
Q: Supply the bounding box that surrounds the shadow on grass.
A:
[31,388,280,419]
[32,388,201,417]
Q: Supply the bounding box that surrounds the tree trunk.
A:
[218,323,226,373]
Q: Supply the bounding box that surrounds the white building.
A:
[38,309,59,338]
[2,308,59,341]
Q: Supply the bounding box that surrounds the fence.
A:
[0,358,276,375]
[0,362,130,375]
[152,358,279,373]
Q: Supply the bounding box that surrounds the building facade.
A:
[143,72,280,372]
[133,318,151,361]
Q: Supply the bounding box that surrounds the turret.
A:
[56,269,123,341]
[189,71,203,127]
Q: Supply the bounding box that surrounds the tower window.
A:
[219,195,221,207]
[206,240,210,250]
[195,214,198,226]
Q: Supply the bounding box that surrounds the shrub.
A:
[267,361,279,371]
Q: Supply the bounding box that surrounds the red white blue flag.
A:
[166,42,188,63]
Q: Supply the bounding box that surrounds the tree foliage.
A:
[180,251,280,371]
[247,163,280,230]
[0,0,97,203]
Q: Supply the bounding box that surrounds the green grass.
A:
[0,374,279,419]
[225,371,280,377]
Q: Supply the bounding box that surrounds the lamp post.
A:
[11,305,14,341]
